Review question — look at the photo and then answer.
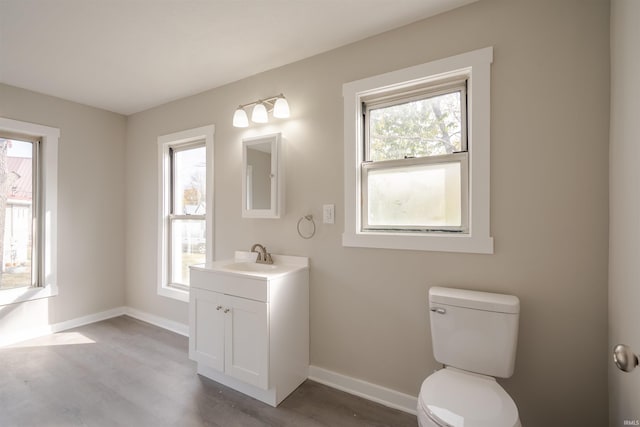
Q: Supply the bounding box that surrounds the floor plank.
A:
[0,316,418,427]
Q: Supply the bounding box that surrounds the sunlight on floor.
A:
[7,331,96,348]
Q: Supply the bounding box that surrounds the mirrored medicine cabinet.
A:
[242,133,284,218]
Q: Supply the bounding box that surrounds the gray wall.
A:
[124,0,610,425]
[0,83,126,328]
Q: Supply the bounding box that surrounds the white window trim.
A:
[158,125,214,302]
[343,47,494,254]
[0,117,59,306]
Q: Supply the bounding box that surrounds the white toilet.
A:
[418,287,522,427]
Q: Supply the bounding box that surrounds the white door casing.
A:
[609,0,640,425]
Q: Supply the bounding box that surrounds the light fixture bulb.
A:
[251,102,268,123]
[232,107,248,128]
[273,97,290,119]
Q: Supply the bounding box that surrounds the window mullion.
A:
[170,214,205,221]
[362,152,467,171]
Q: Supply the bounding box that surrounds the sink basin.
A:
[223,262,278,272]
[191,251,309,280]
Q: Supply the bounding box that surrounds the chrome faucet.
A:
[250,243,273,264]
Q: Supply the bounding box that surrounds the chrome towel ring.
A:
[297,215,316,239]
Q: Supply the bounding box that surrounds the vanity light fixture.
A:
[233,94,290,128]
[251,102,269,123]
[273,97,290,118]
[232,108,249,127]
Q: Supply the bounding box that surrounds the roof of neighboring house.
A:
[6,157,32,202]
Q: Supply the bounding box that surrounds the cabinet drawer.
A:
[191,269,268,302]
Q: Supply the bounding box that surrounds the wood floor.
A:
[0,316,418,427]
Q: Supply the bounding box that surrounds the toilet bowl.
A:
[417,368,520,427]
[417,287,522,427]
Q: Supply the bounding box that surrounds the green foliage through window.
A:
[367,89,464,162]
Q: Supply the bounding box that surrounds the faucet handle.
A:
[265,252,273,264]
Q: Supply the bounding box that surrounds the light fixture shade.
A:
[273,97,290,118]
[233,108,249,127]
[251,103,268,123]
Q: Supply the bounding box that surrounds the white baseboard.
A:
[308,365,418,416]
[1,306,417,417]
[0,306,189,347]
[0,305,188,348]
[124,306,189,337]
[0,306,126,347]
[51,307,127,332]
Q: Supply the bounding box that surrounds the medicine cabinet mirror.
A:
[242,133,283,218]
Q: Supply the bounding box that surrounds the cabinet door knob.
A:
[224,308,230,313]
[216,305,223,311]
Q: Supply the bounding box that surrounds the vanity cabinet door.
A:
[189,288,225,372]
[224,295,269,390]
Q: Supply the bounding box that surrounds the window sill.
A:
[0,284,59,307]
[158,284,189,303]
[342,231,493,254]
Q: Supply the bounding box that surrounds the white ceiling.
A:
[0,0,476,115]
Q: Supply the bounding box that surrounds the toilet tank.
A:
[429,286,520,378]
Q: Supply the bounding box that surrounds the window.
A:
[0,117,58,306]
[362,80,468,232]
[0,135,39,290]
[343,47,494,253]
[169,143,206,287]
[158,125,214,302]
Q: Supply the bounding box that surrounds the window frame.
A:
[342,47,494,254]
[158,125,214,302]
[361,79,469,233]
[0,132,42,289]
[0,117,58,306]
[168,142,206,290]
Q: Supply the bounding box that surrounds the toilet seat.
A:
[418,368,520,427]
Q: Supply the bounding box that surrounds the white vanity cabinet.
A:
[189,254,309,407]
[190,288,269,389]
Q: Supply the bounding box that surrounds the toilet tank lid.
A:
[429,287,520,314]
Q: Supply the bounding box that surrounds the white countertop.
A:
[190,251,309,280]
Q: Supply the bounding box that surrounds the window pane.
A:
[369,91,462,161]
[170,219,205,286]
[366,161,461,228]
[173,146,206,215]
[0,139,33,289]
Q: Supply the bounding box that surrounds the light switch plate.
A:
[323,204,335,224]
